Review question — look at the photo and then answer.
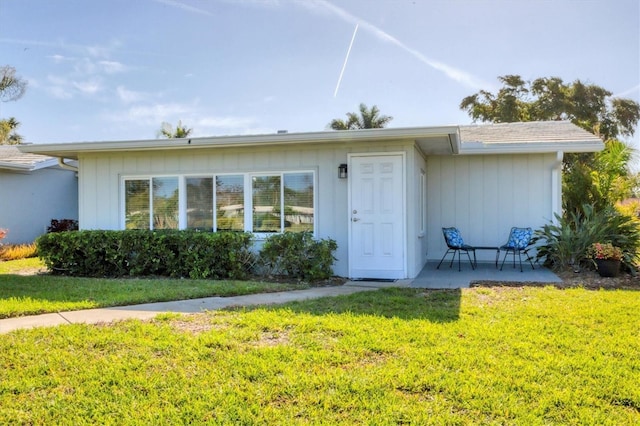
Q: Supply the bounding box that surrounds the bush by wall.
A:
[533,204,640,272]
[259,231,337,280]
[36,230,255,279]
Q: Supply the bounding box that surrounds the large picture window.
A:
[122,171,314,235]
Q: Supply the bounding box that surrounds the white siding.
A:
[77,141,413,277]
[408,146,427,277]
[427,153,556,263]
[0,167,78,244]
[76,144,560,277]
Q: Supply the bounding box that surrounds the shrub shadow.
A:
[257,287,462,323]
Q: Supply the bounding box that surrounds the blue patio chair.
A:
[499,227,535,272]
[437,227,476,271]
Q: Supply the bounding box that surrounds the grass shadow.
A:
[254,287,462,323]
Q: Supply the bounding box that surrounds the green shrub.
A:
[533,204,640,272]
[259,231,337,280]
[36,230,255,279]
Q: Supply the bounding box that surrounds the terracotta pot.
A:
[595,259,620,278]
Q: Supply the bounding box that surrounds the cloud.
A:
[117,86,146,103]
[102,100,262,136]
[294,0,493,91]
[152,0,216,17]
[48,86,73,100]
[48,54,73,63]
[73,79,103,95]
[45,74,104,98]
[99,61,127,74]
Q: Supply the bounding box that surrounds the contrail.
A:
[334,24,359,98]
[298,0,493,91]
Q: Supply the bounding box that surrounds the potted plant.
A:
[587,242,623,277]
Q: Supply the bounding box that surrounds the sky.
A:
[1,0,639,149]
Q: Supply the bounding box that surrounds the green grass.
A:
[0,259,309,318]
[0,257,44,274]
[1,286,638,424]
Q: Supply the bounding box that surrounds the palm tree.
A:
[0,117,23,145]
[328,103,393,130]
[158,120,193,138]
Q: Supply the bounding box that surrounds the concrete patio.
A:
[408,260,562,289]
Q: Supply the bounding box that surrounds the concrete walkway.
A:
[0,282,390,334]
[0,264,561,334]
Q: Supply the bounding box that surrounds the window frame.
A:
[120,170,317,237]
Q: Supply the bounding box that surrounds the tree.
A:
[0,66,27,102]
[158,120,193,138]
[0,117,23,145]
[0,66,27,144]
[460,75,640,141]
[328,103,393,130]
[460,75,640,216]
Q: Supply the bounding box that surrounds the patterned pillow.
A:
[443,228,464,247]
[507,228,532,249]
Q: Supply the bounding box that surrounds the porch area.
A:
[406,260,562,289]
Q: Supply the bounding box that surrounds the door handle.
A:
[352,217,360,222]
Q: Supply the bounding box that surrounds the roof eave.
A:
[18,126,461,159]
[458,141,605,155]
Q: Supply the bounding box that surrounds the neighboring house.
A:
[19,121,603,278]
[0,146,79,245]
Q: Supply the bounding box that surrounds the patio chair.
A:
[437,227,476,271]
[499,227,535,272]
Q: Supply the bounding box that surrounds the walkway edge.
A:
[0,284,380,334]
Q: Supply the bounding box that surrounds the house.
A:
[18,121,603,278]
[0,146,78,244]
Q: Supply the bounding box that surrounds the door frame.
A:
[347,152,407,279]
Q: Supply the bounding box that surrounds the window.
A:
[124,177,179,230]
[153,177,179,229]
[283,172,314,232]
[186,177,213,230]
[125,179,150,229]
[252,175,281,233]
[216,175,244,231]
[122,171,314,235]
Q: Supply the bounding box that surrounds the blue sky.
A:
[1,0,639,148]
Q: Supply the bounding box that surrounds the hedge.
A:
[36,230,255,279]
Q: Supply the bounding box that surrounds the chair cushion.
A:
[506,228,532,249]
[443,228,464,247]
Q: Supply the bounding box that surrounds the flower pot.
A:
[595,259,620,278]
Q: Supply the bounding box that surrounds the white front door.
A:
[349,154,405,279]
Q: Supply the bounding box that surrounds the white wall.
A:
[77,141,413,277]
[0,167,78,244]
[76,145,560,276]
[426,153,557,263]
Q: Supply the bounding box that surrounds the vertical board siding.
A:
[77,143,413,277]
[427,153,555,262]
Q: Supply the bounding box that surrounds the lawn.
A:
[1,286,638,424]
[0,259,311,318]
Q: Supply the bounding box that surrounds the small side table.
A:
[473,246,500,268]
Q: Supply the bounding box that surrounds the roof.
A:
[17,121,604,159]
[0,145,59,172]
[17,126,461,159]
[458,121,604,154]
